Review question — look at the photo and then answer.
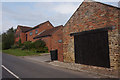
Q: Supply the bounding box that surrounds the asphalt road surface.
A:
[2,53,97,79]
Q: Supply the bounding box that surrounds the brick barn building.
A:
[15,21,63,61]
[34,25,63,62]
[15,21,54,43]
[14,0,120,76]
[15,25,32,43]
[62,0,120,77]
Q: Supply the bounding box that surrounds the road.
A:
[2,53,97,79]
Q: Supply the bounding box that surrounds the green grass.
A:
[2,49,43,56]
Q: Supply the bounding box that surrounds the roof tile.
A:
[34,25,63,39]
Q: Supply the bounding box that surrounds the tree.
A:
[0,34,2,50]
[2,27,15,50]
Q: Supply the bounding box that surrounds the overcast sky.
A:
[1,0,120,33]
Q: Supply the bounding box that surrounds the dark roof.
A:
[70,26,113,36]
[34,25,63,39]
[18,25,32,32]
[26,21,53,32]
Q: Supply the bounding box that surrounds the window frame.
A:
[30,32,33,36]
[35,30,38,34]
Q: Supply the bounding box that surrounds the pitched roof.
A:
[18,25,32,32]
[17,21,53,33]
[26,21,53,32]
[34,25,63,39]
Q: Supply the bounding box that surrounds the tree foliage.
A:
[2,27,15,50]
[0,35,2,50]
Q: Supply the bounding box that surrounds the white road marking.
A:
[1,65,21,80]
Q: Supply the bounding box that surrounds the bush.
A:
[33,40,46,48]
[44,47,48,53]
[32,40,48,53]
[18,43,23,48]
[23,41,33,50]
[11,44,19,49]
[12,39,48,53]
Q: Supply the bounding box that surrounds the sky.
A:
[0,0,120,33]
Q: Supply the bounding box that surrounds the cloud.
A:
[95,0,120,7]
[1,0,120,2]
[2,3,48,27]
[1,1,119,33]
[1,0,83,2]
[2,2,79,33]
[95,0,119,2]
[53,3,80,14]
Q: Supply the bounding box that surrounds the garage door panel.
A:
[74,30,110,68]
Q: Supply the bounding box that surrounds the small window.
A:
[30,32,32,36]
[58,40,62,43]
[35,30,38,34]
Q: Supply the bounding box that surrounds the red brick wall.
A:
[20,32,26,43]
[15,27,20,43]
[51,27,63,62]
[26,22,53,42]
[62,1,120,76]
[41,27,63,62]
[63,1,120,63]
[15,27,26,44]
[41,37,51,52]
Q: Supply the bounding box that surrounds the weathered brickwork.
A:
[118,5,120,77]
[26,21,53,42]
[108,30,119,69]
[41,26,63,61]
[15,21,53,44]
[15,27,27,43]
[33,25,64,62]
[51,27,63,61]
[63,0,120,77]
[63,36,75,62]
[41,37,51,52]
[15,27,20,43]
[15,21,64,62]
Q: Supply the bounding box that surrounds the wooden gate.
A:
[74,29,110,68]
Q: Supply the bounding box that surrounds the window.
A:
[30,32,32,36]
[26,34,27,41]
[35,30,38,34]
[58,40,62,43]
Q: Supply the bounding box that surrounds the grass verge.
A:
[2,49,43,56]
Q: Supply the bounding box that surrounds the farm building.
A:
[34,25,63,62]
[15,21,54,43]
[62,0,120,76]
